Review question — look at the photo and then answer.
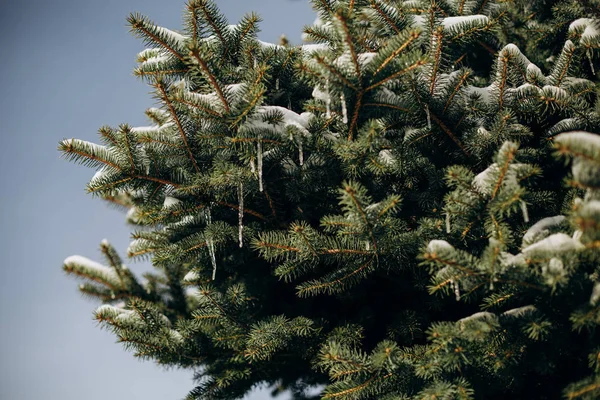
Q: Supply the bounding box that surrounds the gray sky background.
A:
[0,1,314,399]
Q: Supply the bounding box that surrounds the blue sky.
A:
[0,1,314,399]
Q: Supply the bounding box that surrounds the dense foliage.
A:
[60,0,600,398]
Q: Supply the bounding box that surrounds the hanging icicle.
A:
[253,56,257,69]
[204,208,218,280]
[275,78,280,90]
[520,201,529,223]
[257,135,263,192]
[238,182,244,248]
[207,237,217,280]
[587,50,596,75]
[325,78,331,118]
[445,212,451,234]
[365,241,371,251]
[341,93,348,124]
[298,140,304,166]
[451,279,461,301]
[425,104,432,130]
[250,158,256,174]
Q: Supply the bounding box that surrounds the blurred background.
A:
[0,1,314,399]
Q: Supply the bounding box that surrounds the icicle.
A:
[204,207,217,280]
[238,182,244,248]
[520,201,529,223]
[257,135,263,192]
[253,56,257,69]
[250,158,256,174]
[325,78,331,118]
[276,78,280,90]
[451,280,460,301]
[341,93,348,124]
[365,241,371,251]
[587,50,595,75]
[445,212,451,234]
[206,237,217,280]
[425,104,431,129]
[298,140,304,166]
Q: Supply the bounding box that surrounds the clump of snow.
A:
[500,252,527,268]
[554,131,600,154]
[502,305,536,317]
[472,163,497,195]
[65,255,112,274]
[378,150,395,166]
[140,55,172,67]
[183,270,200,282]
[523,216,567,246]
[299,43,330,55]
[154,26,189,47]
[465,85,494,105]
[569,18,599,45]
[427,240,454,254]
[522,233,584,256]
[459,311,496,324]
[163,196,181,209]
[442,15,489,29]
[243,106,314,138]
[258,40,284,50]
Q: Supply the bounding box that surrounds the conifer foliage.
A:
[60,0,600,399]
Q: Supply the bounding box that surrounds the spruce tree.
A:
[60,0,600,399]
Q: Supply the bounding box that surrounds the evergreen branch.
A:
[155,83,200,173]
[128,14,185,62]
[348,90,364,141]
[297,257,374,296]
[491,146,516,199]
[374,31,421,75]
[363,102,412,113]
[59,139,123,171]
[429,111,470,157]
[343,184,378,255]
[314,56,359,91]
[369,0,400,34]
[189,48,231,112]
[172,96,222,118]
[429,28,444,96]
[366,59,427,91]
[443,71,470,114]
[229,88,267,128]
[196,0,230,57]
[255,242,300,252]
[336,12,362,80]
[218,201,267,220]
[323,372,392,398]
[565,382,600,399]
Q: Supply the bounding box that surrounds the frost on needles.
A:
[59,0,600,399]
